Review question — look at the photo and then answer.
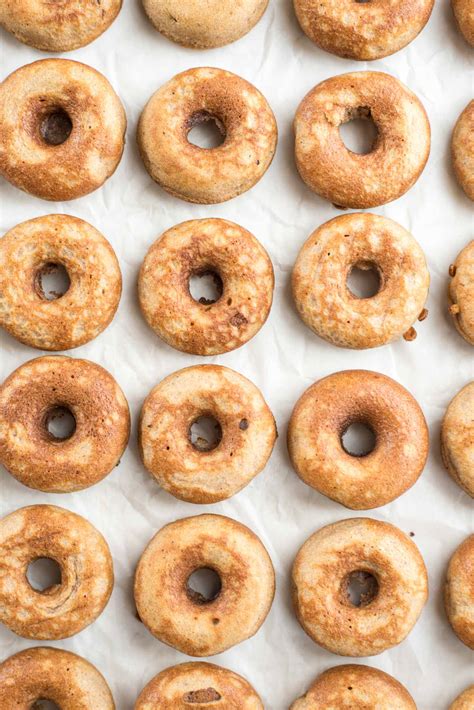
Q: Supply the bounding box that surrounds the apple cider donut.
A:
[292,213,430,349]
[441,382,474,497]
[448,241,474,345]
[0,0,122,52]
[290,665,417,710]
[0,647,115,708]
[294,0,434,60]
[452,0,474,45]
[288,370,428,510]
[294,72,430,209]
[0,355,130,492]
[445,535,474,649]
[137,68,277,204]
[139,365,277,503]
[450,686,474,710]
[452,102,474,202]
[0,214,122,351]
[0,59,126,201]
[0,505,113,640]
[135,662,263,709]
[292,518,428,657]
[134,514,275,656]
[139,218,274,355]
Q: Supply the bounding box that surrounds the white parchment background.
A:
[0,1,473,707]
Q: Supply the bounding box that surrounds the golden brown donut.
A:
[134,514,275,656]
[292,213,430,349]
[137,68,277,204]
[0,0,122,52]
[452,102,474,201]
[294,0,434,60]
[0,647,115,709]
[0,214,122,351]
[0,504,113,640]
[441,382,474,497]
[292,517,428,657]
[0,355,130,492]
[448,241,474,345]
[139,365,277,503]
[0,59,126,201]
[288,370,428,510]
[450,686,474,710]
[445,535,474,650]
[294,72,430,209]
[142,0,268,49]
[452,0,474,45]
[138,218,274,355]
[135,662,263,709]
[290,665,417,710]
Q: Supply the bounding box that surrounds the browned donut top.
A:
[449,241,474,345]
[452,0,474,45]
[450,686,474,710]
[452,102,474,202]
[441,381,474,497]
[445,534,474,650]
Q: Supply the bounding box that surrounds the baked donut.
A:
[294,0,434,60]
[450,686,474,710]
[292,213,430,348]
[294,72,430,209]
[290,665,417,710]
[0,214,122,351]
[135,662,263,709]
[445,535,474,649]
[0,0,122,52]
[288,370,428,510]
[0,504,113,639]
[448,241,474,345]
[292,517,428,656]
[0,647,115,708]
[138,218,274,355]
[452,0,474,45]
[137,68,277,204]
[134,514,275,656]
[441,382,474,497]
[0,59,126,201]
[452,102,474,201]
[0,355,130,492]
[142,0,268,49]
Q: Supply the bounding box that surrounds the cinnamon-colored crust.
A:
[0,59,126,201]
[294,0,434,60]
[290,665,417,709]
[288,370,428,510]
[135,662,263,709]
[0,647,115,708]
[441,382,474,497]
[450,686,474,710]
[294,71,430,209]
[452,0,474,45]
[448,241,474,345]
[0,0,122,51]
[137,67,277,204]
[134,514,275,656]
[0,214,122,351]
[142,0,268,49]
[0,355,130,492]
[292,517,428,656]
[452,102,474,201]
[292,213,430,349]
[138,219,274,355]
[0,505,113,640]
[445,535,474,650]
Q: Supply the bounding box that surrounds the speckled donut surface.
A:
[139,219,274,355]
[288,370,428,510]
[0,505,113,640]
[0,0,122,52]
[450,686,474,710]
[294,0,434,60]
[292,213,429,349]
[441,382,474,497]
[292,517,428,657]
[452,102,474,201]
[0,214,122,351]
[0,59,126,201]
[448,241,474,345]
[294,71,430,209]
[0,355,130,492]
[142,0,268,49]
[139,365,277,503]
[0,647,115,709]
[135,662,263,709]
[137,68,277,204]
[134,514,275,656]
[290,665,417,710]
[452,0,474,45]
[445,535,474,650]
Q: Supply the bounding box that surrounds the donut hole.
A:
[189,269,224,305]
[27,558,62,594]
[35,262,71,301]
[189,415,223,452]
[339,108,378,155]
[347,261,382,299]
[343,570,379,607]
[40,108,73,146]
[31,700,61,710]
[183,688,222,703]
[186,567,222,604]
[44,406,77,441]
[187,111,226,149]
[341,422,376,457]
